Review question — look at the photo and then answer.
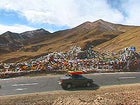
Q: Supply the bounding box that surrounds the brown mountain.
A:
[50,19,130,50]
[0,19,140,62]
[94,26,140,52]
[0,29,51,54]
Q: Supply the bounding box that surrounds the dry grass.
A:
[94,27,140,52]
[0,84,140,105]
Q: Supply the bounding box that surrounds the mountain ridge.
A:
[0,19,140,62]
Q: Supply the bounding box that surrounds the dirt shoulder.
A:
[0,84,140,105]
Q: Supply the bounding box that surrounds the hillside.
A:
[0,29,51,54]
[94,27,140,52]
[0,19,140,62]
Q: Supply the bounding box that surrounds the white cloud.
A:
[0,24,35,34]
[0,0,140,29]
[123,0,140,26]
[0,0,125,27]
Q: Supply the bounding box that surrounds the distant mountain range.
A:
[0,29,51,53]
[0,19,140,62]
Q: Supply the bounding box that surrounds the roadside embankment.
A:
[0,84,140,105]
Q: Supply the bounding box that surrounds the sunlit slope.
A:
[94,27,140,52]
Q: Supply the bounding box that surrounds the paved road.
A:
[0,72,140,96]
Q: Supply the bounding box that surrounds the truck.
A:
[58,72,93,89]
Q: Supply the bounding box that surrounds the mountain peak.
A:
[93,19,106,24]
[81,19,112,28]
[96,19,104,22]
[35,28,47,32]
[3,31,14,35]
[75,21,93,29]
[1,31,19,37]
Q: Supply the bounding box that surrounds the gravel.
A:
[0,84,140,105]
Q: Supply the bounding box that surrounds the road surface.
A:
[0,72,140,96]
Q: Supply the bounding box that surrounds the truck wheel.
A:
[86,82,92,87]
[66,83,72,89]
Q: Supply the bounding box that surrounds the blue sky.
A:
[0,0,140,34]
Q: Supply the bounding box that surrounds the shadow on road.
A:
[65,83,100,91]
